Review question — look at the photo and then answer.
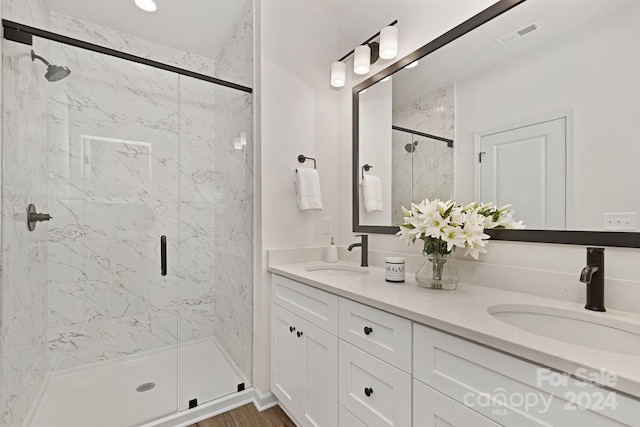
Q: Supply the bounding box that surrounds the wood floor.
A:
[189,403,296,427]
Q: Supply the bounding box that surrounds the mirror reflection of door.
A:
[476,115,570,229]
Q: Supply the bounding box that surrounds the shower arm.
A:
[31,50,51,66]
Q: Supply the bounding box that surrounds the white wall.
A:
[256,0,338,391]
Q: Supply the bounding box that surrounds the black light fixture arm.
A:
[337,20,398,62]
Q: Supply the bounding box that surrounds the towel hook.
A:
[361,164,372,179]
[298,154,317,169]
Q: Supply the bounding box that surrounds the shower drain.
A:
[136,382,156,392]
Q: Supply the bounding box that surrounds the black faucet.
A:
[579,247,605,312]
[348,234,368,267]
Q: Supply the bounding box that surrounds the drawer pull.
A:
[363,326,373,335]
[297,331,304,338]
[289,326,296,333]
[364,387,374,397]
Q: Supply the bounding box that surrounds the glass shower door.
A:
[1,36,181,427]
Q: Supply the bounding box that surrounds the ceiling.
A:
[47,0,249,59]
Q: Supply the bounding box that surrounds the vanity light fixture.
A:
[330,20,398,88]
[330,61,346,87]
[379,26,398,59]
[135,0,157,12]
[405,60,419,69]
[353,45,372,75]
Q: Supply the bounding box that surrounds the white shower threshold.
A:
[26,338,251,427]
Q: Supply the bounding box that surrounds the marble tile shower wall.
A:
[1,1,50,425]
[391,84,455,224]
[212,3,254,382]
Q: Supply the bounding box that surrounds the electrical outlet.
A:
[603,212,636,231]
[322,217,332,235]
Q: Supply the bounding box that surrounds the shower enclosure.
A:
[0,5,253,427]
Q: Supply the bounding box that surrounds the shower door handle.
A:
[160,235,167,276]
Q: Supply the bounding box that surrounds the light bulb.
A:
[354,45,371,75]
[135,0,157,12]
[330,61,346,87]
[379,26,398,59]
[406,60,419,69]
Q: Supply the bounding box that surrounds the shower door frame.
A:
[2,19,253,94]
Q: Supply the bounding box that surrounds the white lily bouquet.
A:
[397,199,524,289]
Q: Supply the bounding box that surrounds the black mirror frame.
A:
[352,0,640,248]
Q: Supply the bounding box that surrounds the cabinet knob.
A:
[297,331,303,338]
[364,326,373,335]
[364,387,373,397]
[289,326,296,333]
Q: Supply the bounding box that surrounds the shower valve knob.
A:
[30,212,52,222]
[27,204,52,231]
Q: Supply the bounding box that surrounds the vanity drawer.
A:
[339,298,412,372]
[339,405,366,427]
[272,274,338,334]
[413,379,500,427]
[413,324,638,426]
[339,340,411,427]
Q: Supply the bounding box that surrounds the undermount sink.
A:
[489,304,640,356]
[305,264,369,277]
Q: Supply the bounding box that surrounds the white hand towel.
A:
[296,168,323,210]
[362,174,383,213]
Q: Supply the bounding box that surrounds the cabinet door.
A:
[414,380,500,427]
[271,304,300,410]
[299,317,338,427]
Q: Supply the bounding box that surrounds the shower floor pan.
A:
[27,338,246,427]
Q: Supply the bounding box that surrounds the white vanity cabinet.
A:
[271,275,339,427]
[271,273,640,427]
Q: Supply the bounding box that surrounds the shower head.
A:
[31,50,71,82]
[404,141,418,153]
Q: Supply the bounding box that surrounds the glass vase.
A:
[415,252,458,290]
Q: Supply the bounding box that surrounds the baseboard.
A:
[143,388,255,427]
[252,389,278,411]
[142,388,278,427]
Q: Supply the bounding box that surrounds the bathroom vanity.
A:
[268,260,640,427]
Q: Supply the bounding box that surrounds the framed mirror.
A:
[352,0,640,247]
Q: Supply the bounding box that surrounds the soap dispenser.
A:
[326,236,338,263]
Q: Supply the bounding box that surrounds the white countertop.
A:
[267,259,640,399]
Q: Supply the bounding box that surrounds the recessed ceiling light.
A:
[135,0,157,12]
